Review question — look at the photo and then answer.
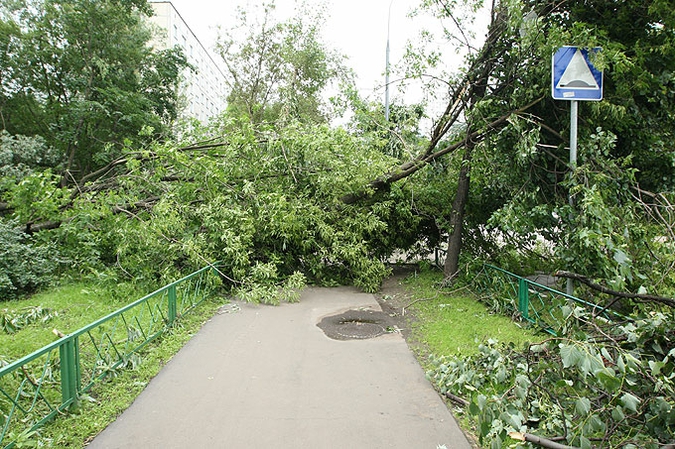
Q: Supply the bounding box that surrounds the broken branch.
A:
[556,271,675,308]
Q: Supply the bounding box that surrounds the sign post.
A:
[552,46,603,295]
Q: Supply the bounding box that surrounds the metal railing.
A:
[474,264,623,335]
[0,265,220,448]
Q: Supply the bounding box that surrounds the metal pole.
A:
[518,278,530,320]
[385,0,393,121]
[168,284,177,325]
[59,337,79,409]
[566,100,578,296]
[569,100,578,173]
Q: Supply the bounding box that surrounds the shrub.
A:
[0,220,58,300]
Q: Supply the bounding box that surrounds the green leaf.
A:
[611,406,625,422]
[480,420,491,440]
[600,347,614,364]
[617,355,626,373]
[648,360,664,376]
[501,410,523,430]
[579,435,592,449]
[477,394,487,411]
[596,369,621,393]
[587,414,605,432]
[575,397,591,416]
[620,393,640,413]
[613,249,629,265]
[559,343,582,369]
[556,379,574,388]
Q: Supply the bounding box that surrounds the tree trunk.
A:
[444,143,473,280]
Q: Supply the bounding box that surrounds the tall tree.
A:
[216,1,352,125]
[344,0,675,292]
[0,0,188,182]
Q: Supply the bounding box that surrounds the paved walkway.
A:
[88,287,473,449]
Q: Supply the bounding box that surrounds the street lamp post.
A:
[385,0,393,121]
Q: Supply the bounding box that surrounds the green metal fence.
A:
[475,264,623,335]
[0,265,220,448]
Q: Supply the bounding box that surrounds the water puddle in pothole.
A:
[317,309,393,340]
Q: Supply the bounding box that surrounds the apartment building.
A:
[149,2,227,123]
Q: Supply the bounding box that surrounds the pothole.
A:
[317,309,393,340]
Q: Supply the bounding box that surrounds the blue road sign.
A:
[552,47,603,101]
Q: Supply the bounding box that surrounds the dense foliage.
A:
[0,0,673,446]
[380,0,675,300]
[393,3,675,446]
[37,117,416,297]
[0,0,671,300]
[0,0,188,182]
[0,220,57,299]
[0,0,429,300]
[428,306,675,448]
[0,0,672,304]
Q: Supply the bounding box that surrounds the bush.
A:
[427,307,675,448]
[0,131,63,182]
[0,220,58,300]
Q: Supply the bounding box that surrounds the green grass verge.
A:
[1,281,225,448]
[1,283,137,362]
[36,295,224,447]
[400,268,541,447]
[402,269,540,362]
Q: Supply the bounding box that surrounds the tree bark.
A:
[444,143,473,279]
[443,391,469,406]
[509,432,578,449]
[24,220,63,234]
[556,271,675,308]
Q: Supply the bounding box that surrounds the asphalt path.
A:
[88,286,473,449]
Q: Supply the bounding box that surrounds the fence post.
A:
[59,337,79,409]
[168,285,177,325]
[518,278,530,320]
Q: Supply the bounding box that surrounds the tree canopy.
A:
[216,1,352,125]
[0,0,188,182]
[360,0,675,297]
[1,0,673,303]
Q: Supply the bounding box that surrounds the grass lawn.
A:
[400,268,540,361]
[0,283,135,363]
[0,280,225,448]
[394,268,542,447]
[39,295,224,447]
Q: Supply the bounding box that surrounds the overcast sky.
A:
[164,0,460,103]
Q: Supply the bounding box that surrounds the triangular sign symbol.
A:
[557,49,598,89]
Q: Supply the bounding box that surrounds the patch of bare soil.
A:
[315,265,416,342]
[374,265,425,350]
